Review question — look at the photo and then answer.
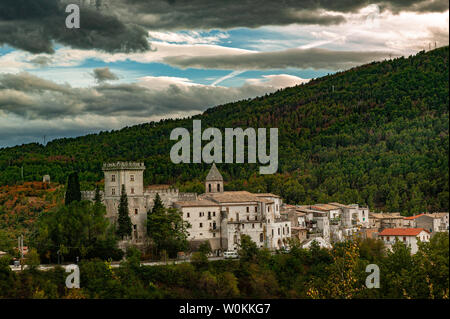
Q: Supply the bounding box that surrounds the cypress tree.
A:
[117,184,132,240]
[94,185,102,204]
[65,172,81,206]
[152,193,164,214]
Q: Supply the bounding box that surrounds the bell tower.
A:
[205,163,223,193]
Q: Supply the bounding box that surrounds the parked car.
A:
[223,251,239,259]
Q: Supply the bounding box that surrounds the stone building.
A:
[174,164,291,254]
[83,162,290,254]
[82,162,195,244]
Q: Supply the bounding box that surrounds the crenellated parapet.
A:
[102,162,145,171]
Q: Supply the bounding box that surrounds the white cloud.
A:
[245,74,309,89]
[148,31,229,44]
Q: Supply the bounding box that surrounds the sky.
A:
[0,0,448,148]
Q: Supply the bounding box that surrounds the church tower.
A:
[205,163,223,193]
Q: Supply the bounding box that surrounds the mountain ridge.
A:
[0,46,448,214]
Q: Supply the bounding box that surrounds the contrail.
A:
[211,70,246,86]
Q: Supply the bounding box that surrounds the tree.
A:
[65,172,81,206]
[33,201,122,262]
[238,234,259,263]
[116,184,132,240]
[146,193,190,258]
[198,241,212,256]
[94,185,102,204]
[25,248,40,271]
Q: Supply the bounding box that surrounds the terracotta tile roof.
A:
[311,204,340,211]
[378,228,429,236]
[328,202,352,209]
[175,199,218,207]
[203,191,272,203]
[255,193,280,198]
[404,214,426,220]
[370,213,403,219]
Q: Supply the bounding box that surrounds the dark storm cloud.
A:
[92,67,119,82]
[164,47,396,70]
[0,0,150,54]
[115,0,449,30]
[2,1,448,55]
[0,72,285,120]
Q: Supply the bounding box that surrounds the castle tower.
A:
[205,163,223,193]
[102,162,147,242]
[103,162,145,198]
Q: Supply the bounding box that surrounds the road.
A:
[9,256,226,272]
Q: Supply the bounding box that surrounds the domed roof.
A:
[205,163,223,181]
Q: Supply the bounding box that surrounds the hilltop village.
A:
[82,162,449,255]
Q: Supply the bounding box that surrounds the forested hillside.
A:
[0,47,448,215]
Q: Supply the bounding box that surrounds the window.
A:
[213,212,216,217]
[217,184,221,192]
[246,207,249,213]
[130,175,134,182]
[111,188,115,195]
[252,223,255,228]
[111,175,115,182]
[387,237,390,241]
[287,227,289,235]
[236,213,239,221]
[260,233,264,242]
[276,204,279,211]
[135,209,138,215]
[213,233,216,237]
[242,224,245,229]
[403,236,406,241]
[187,212,190,218]
[278,228,280,235]
[133,225,137,230]
[255,216,258,221]
[247,216,249,221]
[208,184,211,192]
[131,187,134,194]
[199,223,203,228]
[272,229,274,236]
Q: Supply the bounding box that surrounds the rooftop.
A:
[203,191,273,204]
[255,193,280,198]
[404,213,426,220]
[175,199,219,207]
[378,228,429,236]
[205,163,223,181]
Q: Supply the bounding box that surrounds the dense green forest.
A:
[0,47,448,215]
[0,233,448,299]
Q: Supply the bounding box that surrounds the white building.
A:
[175,164,291,254]
[378,228,430,254]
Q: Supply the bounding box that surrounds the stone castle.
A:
[82,162,291,254]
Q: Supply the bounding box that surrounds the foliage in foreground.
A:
[0,233,448,299]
